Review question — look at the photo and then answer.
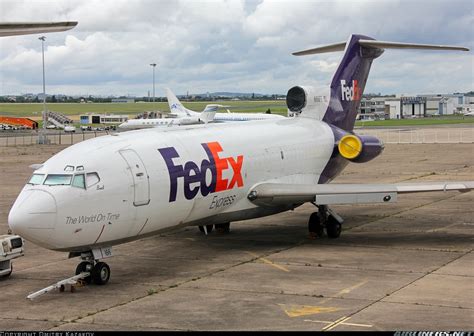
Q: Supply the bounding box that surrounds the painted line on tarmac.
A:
[318,279,368,304]
[322,315,351,331]
[279,304,340,318]
[245,251,290,272]
[304,318,373,329]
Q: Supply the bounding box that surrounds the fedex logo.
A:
[341,79,361,101]
[158,142,244,202]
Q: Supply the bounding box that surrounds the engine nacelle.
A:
[286,86,328,114]
[178,117,202,125]
[338,134,384,163]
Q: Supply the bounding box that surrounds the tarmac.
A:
[0,141,472,331]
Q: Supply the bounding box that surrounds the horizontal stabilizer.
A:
[359,40,469,51]
[0,22,78,37]
[293,38,469,56]
[292,41,346,56]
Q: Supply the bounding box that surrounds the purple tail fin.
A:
[293,35,468,131]
[322,34,383,131]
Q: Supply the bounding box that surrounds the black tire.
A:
[91,262,110,285]
[326,215,342,239]
[308,212,324,237]
[198,225,214,234]
[75,261,92,284]
[2,263,13,278]
[215,222,230,233]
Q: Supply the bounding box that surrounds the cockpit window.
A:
[72,174,86,189]
[44,174,72,186]
[64,165,74,172]
[86,172,100,187]
[28,174,45,185]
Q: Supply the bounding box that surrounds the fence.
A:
[1,127,473,147]
[0,130,110,147]
[356,127,474,144]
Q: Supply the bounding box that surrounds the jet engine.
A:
[286,86,327,114]
[178,117,202,125]
[337,134,384,163]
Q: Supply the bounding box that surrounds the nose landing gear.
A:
[74,249,112,285]
[26,248,112,299]
[308,204,343,239]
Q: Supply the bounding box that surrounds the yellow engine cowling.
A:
[337,134,384,163]
[338,135,363,160]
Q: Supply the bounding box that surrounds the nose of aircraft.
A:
[8,189,57,246]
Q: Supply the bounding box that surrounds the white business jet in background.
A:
[166,88,286,123]
[118,107,217,130]
[118,89,285,130]
[8,34,472,286]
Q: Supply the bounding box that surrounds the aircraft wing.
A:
[247,181,474,207]
[0,22,78,37]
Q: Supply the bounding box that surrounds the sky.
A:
[0,0,472,97]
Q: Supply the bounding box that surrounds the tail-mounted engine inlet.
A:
[337,133,384,163]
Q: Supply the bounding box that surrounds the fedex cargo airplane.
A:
[118,89,285,130]
[8,34,472,286]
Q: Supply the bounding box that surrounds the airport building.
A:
[358,97,387,120]
[80,114,129,124]
[358,93,473,120]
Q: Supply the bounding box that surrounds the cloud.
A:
[0,0,472,96]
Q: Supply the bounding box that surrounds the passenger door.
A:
[119,149,150,206]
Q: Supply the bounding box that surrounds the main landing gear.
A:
[308,205,343,239]
[74,250,111,285]
[198,222,231,235]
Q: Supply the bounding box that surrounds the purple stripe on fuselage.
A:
[318,125,349,184]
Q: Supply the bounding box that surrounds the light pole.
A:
[39,36,48,144]
[150,63,156,112]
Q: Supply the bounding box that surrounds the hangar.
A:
[80,113,129,124]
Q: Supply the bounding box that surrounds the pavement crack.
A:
[48,242,305,328]
[332,249,473,327]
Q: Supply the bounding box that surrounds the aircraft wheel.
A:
[198,225,214,234]
[326,215,342,239]
[91,262,110,285]
[75,261,93,284]
[308,212,324,237]
[215,222,230,233]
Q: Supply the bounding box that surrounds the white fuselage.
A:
[8,117,334,252]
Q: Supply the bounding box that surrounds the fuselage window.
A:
[28,174,45,185]
[72,174,86,189]
[86,172,100,187]
[44,174,72,186]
